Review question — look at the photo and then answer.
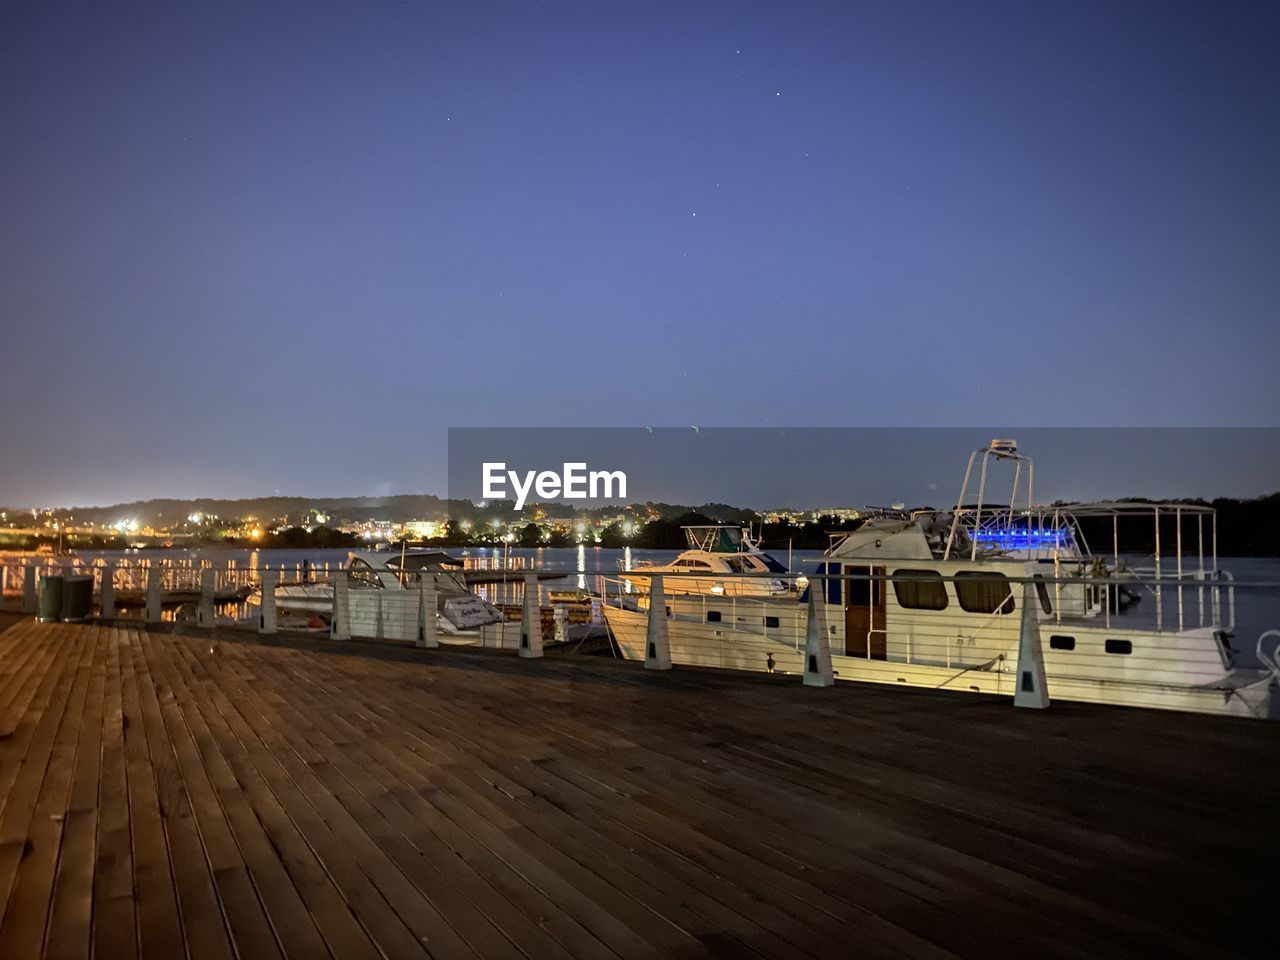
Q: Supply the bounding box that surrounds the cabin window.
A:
[1033,575,1053,615]
[1049,635,1075,651]
[892,569,948,610]
[764,616,780,628]
[706,610,722,623]
[689,560,712,570]
[953,572,1014,615]
[845,568,879,606]
[1105,638,1132,655]
[724,557,746,573]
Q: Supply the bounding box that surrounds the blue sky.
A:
[2,2,1277,506]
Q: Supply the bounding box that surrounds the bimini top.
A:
[683,526,748,553]
[1060,501,1217,517]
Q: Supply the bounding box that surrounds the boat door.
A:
[844,565,887,659]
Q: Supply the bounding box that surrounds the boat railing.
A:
[461,554,530,572]
[599,565,1249,632]
[0,555,343,614]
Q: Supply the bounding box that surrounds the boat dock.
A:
[0,613,1276,959]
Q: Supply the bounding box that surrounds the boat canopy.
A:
[683,526,747,552]
[383,550,465,571]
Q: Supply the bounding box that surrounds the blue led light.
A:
[971,527,1070,549]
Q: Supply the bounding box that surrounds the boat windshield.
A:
[390,552,463,572]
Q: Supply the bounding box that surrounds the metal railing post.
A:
[1013,582,1049,709]
[519,572,543,658]
[331,574,351,640]
[99,564,116,620]
[258,570,278,635]
[145,566,163,624]
[644,575,671,670]
[803,585,834,687]
[22,565,38,613]
[197,568,216,629]
[417,575,439,649]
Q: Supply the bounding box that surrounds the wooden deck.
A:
[0,616,1276,959]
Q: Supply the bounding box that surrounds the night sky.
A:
[2,1,1277,507]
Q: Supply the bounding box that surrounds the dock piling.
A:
[1013,582,1050,709]
[803,586,834,687]
[519,572,543,658]
[259,570,278,635]
[644,575,671,670]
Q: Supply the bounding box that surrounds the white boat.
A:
[254,549,505,636]
[619,525,795,597]
[603,439,1280,720]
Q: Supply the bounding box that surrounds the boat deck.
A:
[0,614,1276,959]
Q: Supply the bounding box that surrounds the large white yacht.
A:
[603,440,1279,720]
[619,525,794,597]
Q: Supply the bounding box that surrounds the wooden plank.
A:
[232,632,1280,960]
[275,651,765,959]
[91,624,138,960]
[0,624,79,915]
[129,626,236,960]
[213,638,621,960]
[293,648,932,960]
[152,629,363,960]
[3,618,1277,960]
[146,647,284,960]
[0,624,95,956]
[116,624,181,960]
[211,644,586,960]
[151,633,430,960]
[46,622,109,960]
[224,638,922,959]
[0,623,52,740]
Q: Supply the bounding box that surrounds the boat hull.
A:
[602,605,1276,720]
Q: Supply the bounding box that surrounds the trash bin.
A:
[61,575,94,622]
[37,575,64,623]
